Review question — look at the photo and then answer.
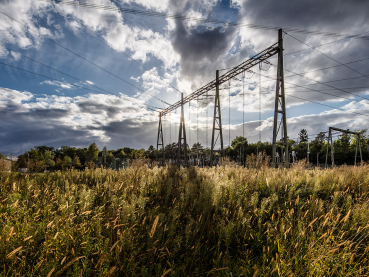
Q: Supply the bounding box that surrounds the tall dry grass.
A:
[1,161,369,276]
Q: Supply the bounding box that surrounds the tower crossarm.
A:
[161,42,279,116]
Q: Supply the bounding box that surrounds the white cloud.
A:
[40,80,74,90]
[10,51,21,60]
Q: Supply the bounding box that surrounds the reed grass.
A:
[1,159,369,276]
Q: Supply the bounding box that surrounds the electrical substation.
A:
[157,29,290,167]
[156,29,366,168]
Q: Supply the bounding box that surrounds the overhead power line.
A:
[277,64,369,102]
[2,46,168,108]
[51,3,179,100]
[0,9,168,106]
[285,32,369,83]
[282,30,369,58]
[37,0,369,41]
[249,70,369,117]
[286,93,369,118]
[0,61,159,112]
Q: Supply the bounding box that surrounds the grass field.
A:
[1,160,369,276]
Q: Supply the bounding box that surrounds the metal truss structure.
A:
[325,127,363,167]
[157,29,287,167]
[177,93,188,166]
[156,112,164,164]
[271,29,289,168]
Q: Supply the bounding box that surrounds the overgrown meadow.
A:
[1,160,369,276]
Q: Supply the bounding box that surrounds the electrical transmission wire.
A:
[250,70,369,117]
[282,30,369,58]
[0,10,168,105]
[266,63,369,103]
[286,31,369,84]
[0,61,159,112]
[286,93,369,117]
[285,57,369,80]
[0,46,165,108]
[51,3,180,99]
[37,0,369,41]
[283,67,369,102]
[0,47,166,111]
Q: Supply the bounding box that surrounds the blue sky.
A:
[1,0,369,155]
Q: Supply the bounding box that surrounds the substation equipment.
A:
[325,127,363,168]
[157,29,289,167]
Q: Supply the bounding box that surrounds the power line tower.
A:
[325,127,362,167]
[210,70,224,166]
[156,112,164,164]
[272,29,289,168]
[177,93,188,167]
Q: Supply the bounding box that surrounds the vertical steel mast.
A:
[210,70,224,166]
[156,112,164,164]
[177,93,188,167]
[272,29,289,168]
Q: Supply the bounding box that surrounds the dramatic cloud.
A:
[1,0,369,155]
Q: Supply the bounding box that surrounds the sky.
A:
[0,0,369,155]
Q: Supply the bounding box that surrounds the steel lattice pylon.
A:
[210,70,224,165]
[157,29,288,167]
[177,93,188,167]
[271,29,289,168]
[156,112,164,164]
[325,127,363,168]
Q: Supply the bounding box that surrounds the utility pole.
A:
[317,153,319,167]
[272,29,289,168]
[177,93,188,167]
[210,70,224,166]
[307,142,310,166]
[156,112,164,165]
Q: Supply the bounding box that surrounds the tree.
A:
[73,156,82,167]
[106,151,115,164]
[44,151,55,167]
[115,150,127,160]
[29,148,44,161]
[86,143,99,163]
[0,153,6,159]
[35,146,55,154]
[191,142,204,152]
[231,136,248,151]
[29,160,46,172]
[298,129,309,143]
[63,156,73,167]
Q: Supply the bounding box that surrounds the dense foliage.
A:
[1,161,369,276]
[3,129,368,173]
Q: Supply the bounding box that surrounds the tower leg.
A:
[157,112,164,165]
[210,70,224,166]
[177,93,188,167]
[272,29,289,168]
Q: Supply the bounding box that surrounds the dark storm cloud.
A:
[78,101,141,116]
[102,118,158,148]
[171,21,237,89]
[0,92,158,154]
[240,0,369,33]
[0,102,99,154]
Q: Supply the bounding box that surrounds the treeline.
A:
[2,129,368,172]
[11,143,145,172]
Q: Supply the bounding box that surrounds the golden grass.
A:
[1,161,369,275]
